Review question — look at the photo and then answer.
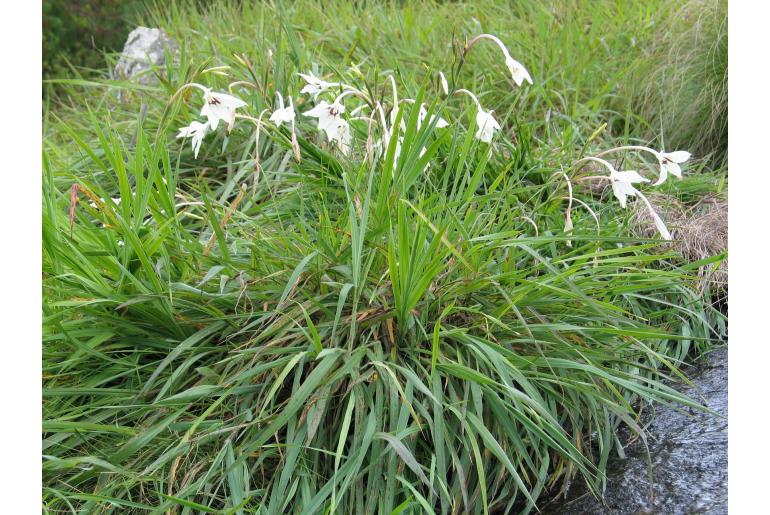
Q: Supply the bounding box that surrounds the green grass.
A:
[626,0,728,169]
[43,0,726,513]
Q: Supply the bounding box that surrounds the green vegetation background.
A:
[42,0,145,80]
[43,1,727,513]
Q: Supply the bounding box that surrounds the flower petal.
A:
[335,120,352,155]
[611,182,627,208]
[662,150,691,163]
[303,101,331,118]
[615,170,649,184]
[652,166,668,186]
[298,72,334,98]
[611,180,637,208]
[439,72,449,95]
[665,161,682,179]
[651,210,672,240]
[192,134,203,159]
[433,116,449,128]
[505,56,533,86]
[475,108,500,143]
[211,92,247,109]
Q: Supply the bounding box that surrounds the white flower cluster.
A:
[173,33,693,243]
[573,147,693,240]
[176,33,532,161]
[176,86,248,158]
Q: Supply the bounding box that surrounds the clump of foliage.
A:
[42,1,726,513]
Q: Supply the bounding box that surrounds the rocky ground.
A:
[542,347,728,514]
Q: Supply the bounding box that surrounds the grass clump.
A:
[43,1,726,512]
[627,0,728,168]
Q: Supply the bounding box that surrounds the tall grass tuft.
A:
[43,0,726,512]
[627,0,728,169]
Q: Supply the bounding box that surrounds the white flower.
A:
[269,92,296,127]
[303,100,346,141]
[475,107,500,143]
[389,105,408,133]
[298,72,337,99]
[505,55,533,87]
[654,150,692,185]
[374,133,401,163]
[177,120,210,159]
[378,135,430,173]
[392,136,403,163]
[456,89,499,143]
[386,76,406,133]
[578,156,671,240]
[467,34,533,87]
[579,157,649,208]
[593,145,692,187]
[638,194,672,240]
[200,89,247,131]
[417,104,449,129]
[336,119,352,155]
[439,71,449,96]
[610,169,649,208]
[432,116,450,129]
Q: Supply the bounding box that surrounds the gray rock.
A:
[541,347,728,514]
[114,27,177,84]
